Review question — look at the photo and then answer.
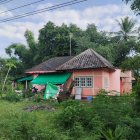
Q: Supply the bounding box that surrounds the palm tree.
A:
[1,62,16,92]
[116,17,136,41]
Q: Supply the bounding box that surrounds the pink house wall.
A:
[30,69,132,96]
[121,71,132,93]
[69,69,103,97]
[109,69,121,93]
[67,69,123,98]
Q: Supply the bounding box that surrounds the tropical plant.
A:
[1,61,16,92]
[116,17,136,41]
[5,30,38,69]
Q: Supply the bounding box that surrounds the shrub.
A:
[0,111,62,140]
[22,91,34,98]
[3,92,21,102]
[56,100,104,139]
[60,99,80,108]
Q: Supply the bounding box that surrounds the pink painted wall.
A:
[109,69,121,93]
[30,69,132,96]
[121,71,132,93]
[70,69,103,97]
[68,69,122,97]
[102,70,110,91]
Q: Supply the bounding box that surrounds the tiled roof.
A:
[26,56,74,73]
[57,49,115,70]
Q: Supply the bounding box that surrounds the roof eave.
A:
[25,70,56,74]
[57,66,116,71]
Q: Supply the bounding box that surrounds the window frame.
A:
[104,77,109,89]
[74,76,93,88]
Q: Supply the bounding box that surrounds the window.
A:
[75,77,80,87]
[86,77,92,87]
[104,77,109,88]
[74,76,93,87]
[81,77,86,87]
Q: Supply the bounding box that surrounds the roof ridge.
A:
[89,49,112,67]
[57,49,88,69]
[57,48,115,70]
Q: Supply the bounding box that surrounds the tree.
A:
[38,22,82,60]
[123,0,140,15]
[1,61,16,92]
[5,30,38,69]
[121,55,140,82]
[116,17,136,41]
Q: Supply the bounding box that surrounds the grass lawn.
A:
[0,100,63,140]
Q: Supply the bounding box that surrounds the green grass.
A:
[0,95,139,140]
[0,100,63,140]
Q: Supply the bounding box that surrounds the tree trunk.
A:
[1,67,11,93]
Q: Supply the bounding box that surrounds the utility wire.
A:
[0,0,14,5]
[0,0,88,23]
[0,0,46,14]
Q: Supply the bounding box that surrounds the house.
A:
[18,48,133,97]
[57,49,133,96]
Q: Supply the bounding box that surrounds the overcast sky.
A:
[0,0,139,58]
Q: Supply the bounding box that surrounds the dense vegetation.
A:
[0,1,140,139]
[0,91,139,140]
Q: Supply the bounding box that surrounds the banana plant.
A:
[1,62,16,92]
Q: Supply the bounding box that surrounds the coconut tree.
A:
[116,17,136,41]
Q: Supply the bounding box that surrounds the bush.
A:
[56,100,104,139]
[0,111,62,140]
[3,92,21,102]
[56,94,139,139]
[60,99,81,108]
[22,91,34,98]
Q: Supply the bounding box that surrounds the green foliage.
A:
[101,125,127,140]
[116,17,136,41]
[121,54,140,83]
[22,91,34,99]
[56,100,104,139]
[3,92,21,102]
[55,93,140,139]
[57,102,87,129]
[60,99,80,108]
[4,19,140,79]
[5,30,38,69]
[0,112,59,140]
[132,81,140,114]
[0,91,139,140]
[123,0,140,15]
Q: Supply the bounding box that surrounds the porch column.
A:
[25,80,28,90]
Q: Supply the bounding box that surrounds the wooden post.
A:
[26,80,28,90]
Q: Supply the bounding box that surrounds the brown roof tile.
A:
[57,48,115,70]
[26,56,74,73]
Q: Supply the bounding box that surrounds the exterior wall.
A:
[109,69,121,93]
[68,69,122,98]
[71,69,103,97]
[102,70,110,91]
[121,71,132,93]
[30,69,132,96]
[32,74,46,92]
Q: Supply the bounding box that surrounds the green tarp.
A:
[31,73,71,85]
[17,76,33,82]
[44,83,59,99]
